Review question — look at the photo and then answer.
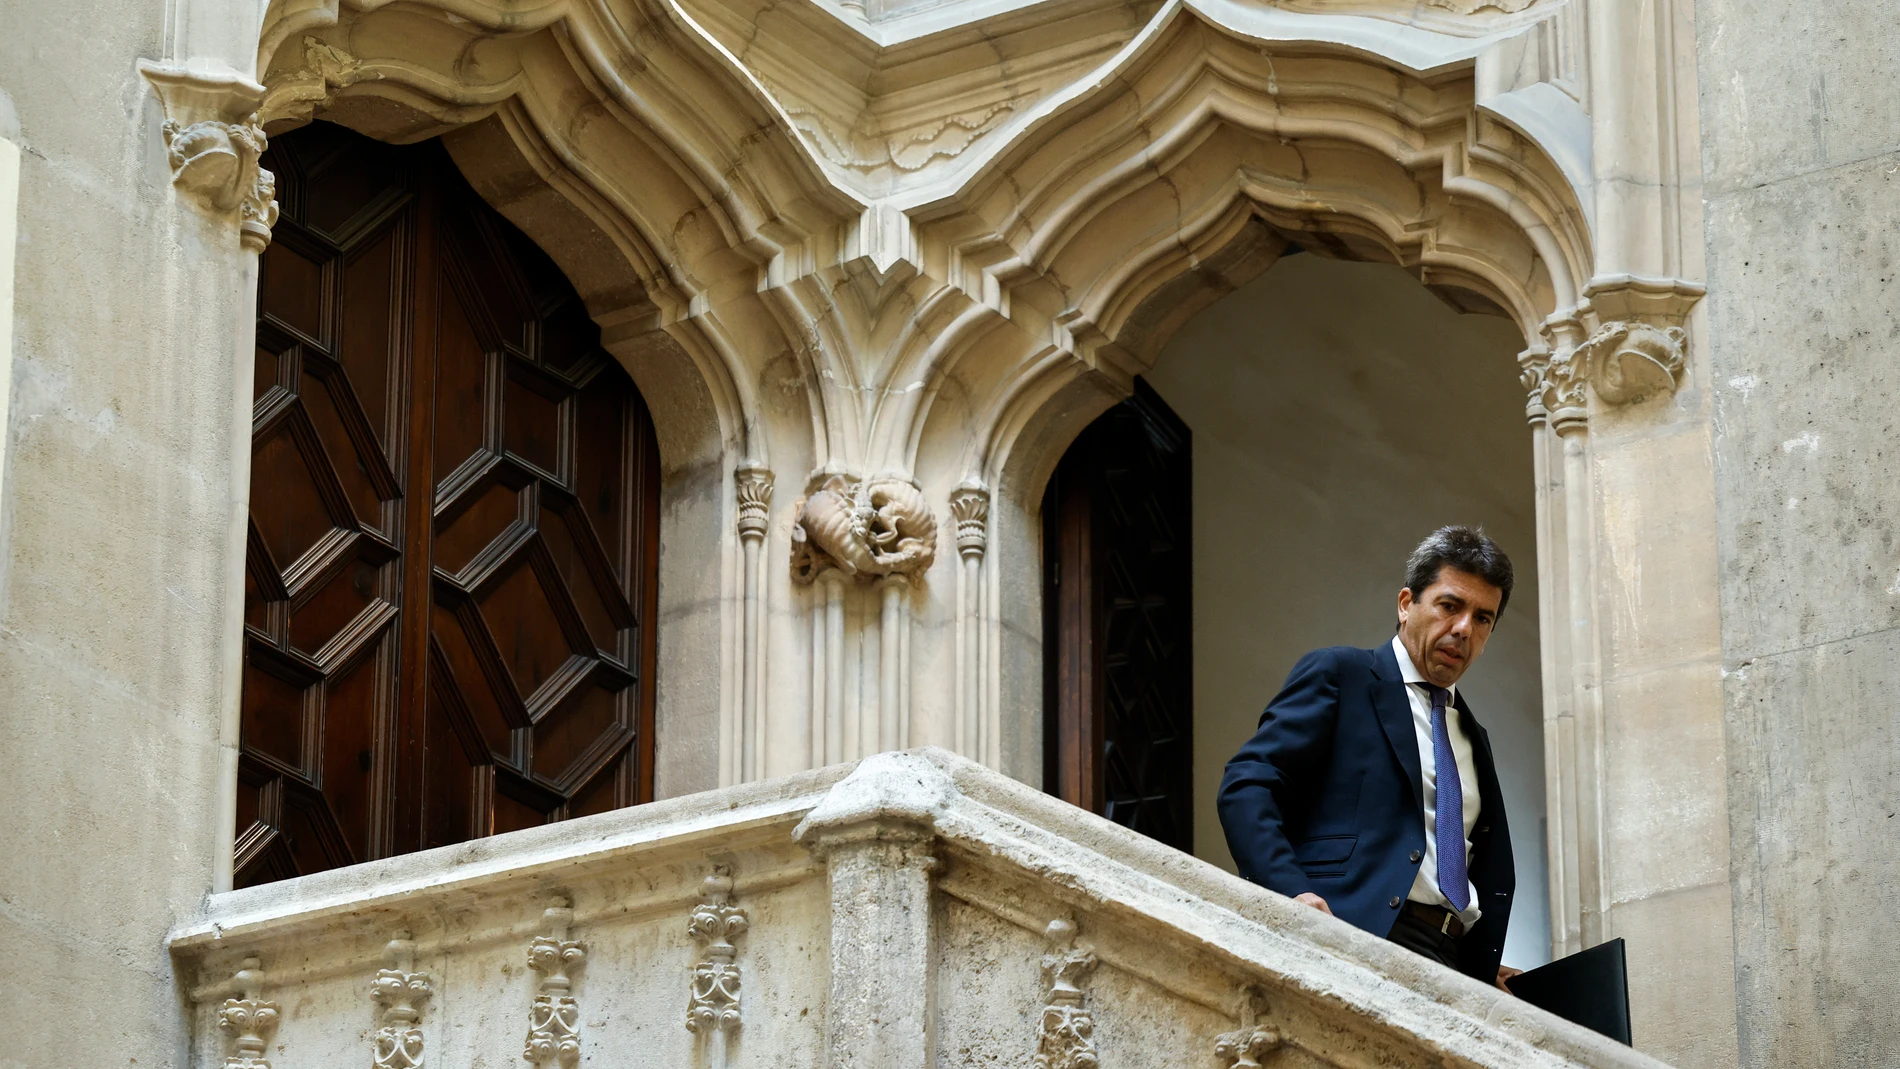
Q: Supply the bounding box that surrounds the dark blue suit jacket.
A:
[1217,642,1514,983]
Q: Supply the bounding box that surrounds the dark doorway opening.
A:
[238,122,661,886]
[1042,378,1194,853]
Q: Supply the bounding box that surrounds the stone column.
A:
[736,466,773,783]
[949,483,990,763]
[794,753,953,1069]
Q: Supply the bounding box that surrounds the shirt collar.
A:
[1390,635,1455,701]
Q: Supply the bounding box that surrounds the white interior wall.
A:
[1144,253,1551,968]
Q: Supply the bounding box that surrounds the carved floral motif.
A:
[1034,918,1099,1069]
[524,901,587,1068]
[371,932,433,1069]
[736,466,774,540]
[948,484,989,558]
[791,474,938,583]
[218,957,280,1069]
[686,865,750,1036]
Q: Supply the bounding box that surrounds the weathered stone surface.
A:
[1723,629,1900,1066]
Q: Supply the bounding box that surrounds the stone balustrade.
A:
[171,751,1669,1069]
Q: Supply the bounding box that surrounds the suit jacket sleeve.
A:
[1217,648,1342,897]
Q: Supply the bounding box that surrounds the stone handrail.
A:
[171,750,1670,1069]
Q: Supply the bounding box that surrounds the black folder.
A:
[1504,937,1632,1045]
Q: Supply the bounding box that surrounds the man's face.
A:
[1396,567,1502,687]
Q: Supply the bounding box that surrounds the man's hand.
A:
[1496,964,1523,992]
[1293,892,1333,915]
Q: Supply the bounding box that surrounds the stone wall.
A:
[0,3,248,1067]
[1697,1,1900,1064]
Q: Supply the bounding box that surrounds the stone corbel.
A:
[790,471,939,584]
[137,61,278,252]
[1575,274,1706,405]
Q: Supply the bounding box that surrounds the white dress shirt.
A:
[1391,636,1482,927]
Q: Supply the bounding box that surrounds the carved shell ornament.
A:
[790,475,939,582]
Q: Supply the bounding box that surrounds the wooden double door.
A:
[239,122,660,886]
[1043,379,1195,853]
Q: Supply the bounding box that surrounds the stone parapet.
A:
[172,750,1668,1069]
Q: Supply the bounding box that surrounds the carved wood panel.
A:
[1043,378,1193,854]
[238,122,659,886]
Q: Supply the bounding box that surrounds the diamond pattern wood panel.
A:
[236,122,660,886]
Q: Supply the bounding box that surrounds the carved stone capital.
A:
[790,472,939,584]
[736,465,774,541]
[138,61,278,252]
[217,956,280,1069]
[686,866,750,1036]
[948,482,990,559]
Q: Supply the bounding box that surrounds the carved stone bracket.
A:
[524,900,586,1069]
[790,473,939,583]
[1214,988,1283,1069]
[1034,918,1100,1069]
[948,482,990,560]
[218,957,280,1069]
[371,932,433,1069]
[1575,320,1689,404]
[137,61,278,252]
[687,866,750,1037]
[736,466,775,541]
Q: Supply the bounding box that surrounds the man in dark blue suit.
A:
[1218,526,1520,989]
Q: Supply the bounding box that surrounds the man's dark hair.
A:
[1401,525,1514,622]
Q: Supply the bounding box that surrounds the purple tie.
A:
[1425,684,1470,913]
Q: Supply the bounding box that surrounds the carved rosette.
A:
[790,473,939,583]
[218,957,280,1069]
[736,466,774,542]
[686,866,751,1036]
[371,932,433,1069]
[1034,919,1100,1069]
[524,901,587,1069]
[948,483,990,559]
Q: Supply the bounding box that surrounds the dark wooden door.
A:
[1043,378,1193,852]
[239,122,660,886]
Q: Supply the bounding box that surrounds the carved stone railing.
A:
[171,751,1670,1069]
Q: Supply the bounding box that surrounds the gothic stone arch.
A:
[141,0,1702,965]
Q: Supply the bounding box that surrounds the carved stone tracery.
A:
[1034,918,1100,1069]
[524,901,587,1069]
[371,933,434,1069]
[790,474,939,583]
[686,866,750,1037]
[1215,989,1284,1068]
